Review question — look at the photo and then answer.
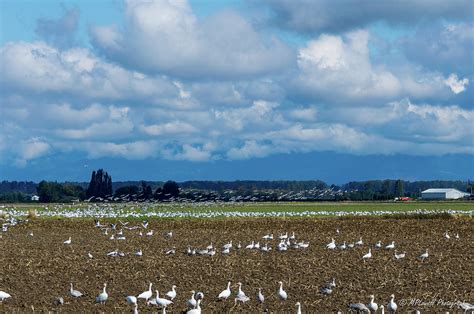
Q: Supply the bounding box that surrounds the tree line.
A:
[0,172,472,203]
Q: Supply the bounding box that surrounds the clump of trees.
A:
[86,169,112,198]
[36,181,85,202]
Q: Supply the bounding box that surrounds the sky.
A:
[0,0,473,183]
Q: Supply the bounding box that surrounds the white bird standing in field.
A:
[278,281,288,300]
[88,252,93,259]
[363,248,372,260]
[375,241,382,248]
[187,291,197,308]
[368,295,378,312]
[355,237,363,246]
[126,295,138,305]
[218,282,231,300]
[385,241,395,249]
[138,283,153,301]
[339,241,347,250]
[245,241,255,249]
[394,251,406,260]
[387,294,397,313]
[70,283,83,297]
[135,249,143,256]
[419,249,429,261]
[296,302,302,314]
[236,282,248,299]
[165,285,177,300]
[326,238,336,249]
[155,290,173,308]
[187,299,201,314]
[63,237,71,245]
[0,290,11,301]
[444,231,450,239]
[95,283,108,304]
[257,288,264,303]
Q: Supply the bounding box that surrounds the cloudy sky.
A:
[1,0,473,183]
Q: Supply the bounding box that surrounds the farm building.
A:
[421,188,469,200]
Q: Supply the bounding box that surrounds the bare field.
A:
[1,217,473,313]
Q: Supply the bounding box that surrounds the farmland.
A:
[1,214,473,313]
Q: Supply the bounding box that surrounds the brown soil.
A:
[1,217,473,313]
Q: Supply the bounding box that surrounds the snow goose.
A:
[362,248,372,261]
[236,242,242,249]
[296,302,302,314]
[339,241,347,250]
[418,249,429,261]
[223,240,232,250]
[262,234,273,240]
[187,299,201,314]
[245,241,255,249]
[279,232,288,240]
[142,221,149,229]
[349,302,370,313]
[218,281,231,300]
[126,295,138,305]
[88,252,93,259]
[95,283,108,304]
[289,232,296,240]
[455,233,460,239]
[146,230,153,237]
[375,241,382,248]
[394,251,406,260]
[222,247,230,254]
[165,248,176,255]
[135,249,143,257]
[155,290,173,308]
[348,243,355,248]
[70,283,83,297]
[0,291,11,301]
[187,291,197,308]
[444,231,450,239]
[380,305,385,314]
[165,231,173,238]
[320,286,332,295]
[368,295,378,312]
[257,288,264,303]
[131,303,138,314]
[236,282,247,299]
[387,294,397,313]
[206,242,214,250]
[138,283,153,301]
[278,281,288,300]
[355,237,363,246]
[254,242,260,249]
[63,237,72,245]
[326,238,336,250]
[385,241,395,249]
[327,278,336,289]
[165,285,177,300]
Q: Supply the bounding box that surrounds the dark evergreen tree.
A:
[395,179,404,197]
[86,169,113,198]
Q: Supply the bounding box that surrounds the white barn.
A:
[421,188,469,200]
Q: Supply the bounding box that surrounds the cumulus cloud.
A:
[294,29,458,104]
[0,41,183,105]
[90,0,293,79]
[264,0,472,33]
[14,138,51,167]
[444,74,469,94]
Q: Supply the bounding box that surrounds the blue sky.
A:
[0,0,473,183]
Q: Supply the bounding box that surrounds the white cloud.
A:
[90,0,293,79]
[444,73,469,94]
[14,138,51,167]
[139,121,198,136]
[295,29,460,104]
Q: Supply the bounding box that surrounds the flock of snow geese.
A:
[1,217,473,313]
